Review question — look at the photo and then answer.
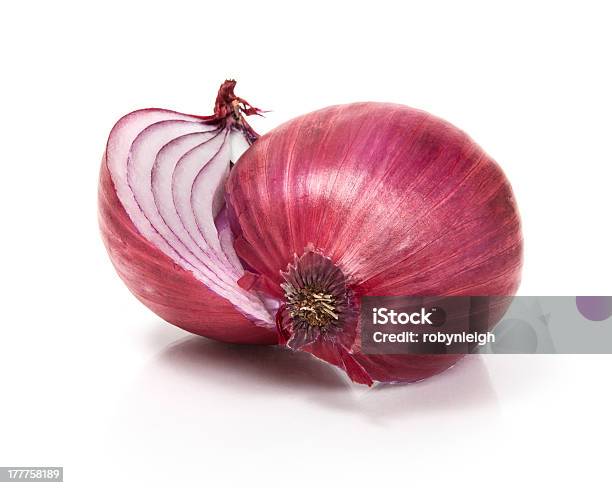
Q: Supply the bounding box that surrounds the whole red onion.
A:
[99,81,522,385]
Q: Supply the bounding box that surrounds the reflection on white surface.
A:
[125,335,499,415]
[104,332,502,485]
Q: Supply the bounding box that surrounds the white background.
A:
[1,0,611,486]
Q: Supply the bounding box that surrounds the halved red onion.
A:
[99,82,276,343]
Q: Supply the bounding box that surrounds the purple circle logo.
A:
[576,296,612,322]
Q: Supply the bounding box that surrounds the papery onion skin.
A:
[227,102,523,383]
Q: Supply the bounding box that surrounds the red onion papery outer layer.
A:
[227,102,523,383]
[99,85,277,344]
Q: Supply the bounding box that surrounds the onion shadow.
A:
[159,335,352,391]
[120,327,504,419]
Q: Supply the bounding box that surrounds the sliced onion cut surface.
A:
[152,131,221,267]
[171,130,228,262]
[127,120,216,270]
[106,110,201,260]
[105,109,274,327]
[215,207,243,272]
[191,133,236,262]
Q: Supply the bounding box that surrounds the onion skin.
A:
[227,102,523,383]
[99,147,276,346]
